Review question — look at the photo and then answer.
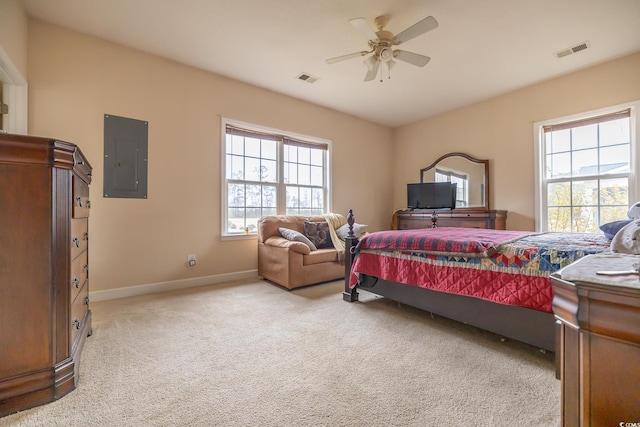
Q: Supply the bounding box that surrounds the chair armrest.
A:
[263,236,311,255]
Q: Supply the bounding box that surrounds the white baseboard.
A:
[89,270,259,302]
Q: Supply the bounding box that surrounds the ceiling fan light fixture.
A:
[379,47,393,62]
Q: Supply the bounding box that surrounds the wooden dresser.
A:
[0,133,92,417]
[551,254,640,426]
[395,208,507,230]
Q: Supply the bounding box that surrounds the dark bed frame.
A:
[341,210,557,353]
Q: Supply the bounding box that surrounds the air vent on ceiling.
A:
[555,41,590,59]
[297,73,319,84]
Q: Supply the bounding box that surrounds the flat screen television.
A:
[407,182,457,210]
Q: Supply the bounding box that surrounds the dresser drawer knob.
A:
[86,200,91,209]
[72,237,80,248]
[72,318,80,329]
[83,231,89,241]
[84,264,89,274]
[76,196,83,207]
[84,296,90,305]
[72,276,80,288]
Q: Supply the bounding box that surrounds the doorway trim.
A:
[0,46,28,134]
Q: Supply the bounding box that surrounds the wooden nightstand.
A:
[551,253,640,426]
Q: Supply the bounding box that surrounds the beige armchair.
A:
[257,215,345,289]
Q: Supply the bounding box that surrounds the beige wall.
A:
[26,20,393,292]
[0,0,28,78]
[394,52,640,231]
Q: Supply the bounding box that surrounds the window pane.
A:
[547,182,570,207]
[599,177,628,207]
[245,184,261,207]
[600,118,630,146]
[262,207,277,216]
[310,166,323,186]
[262,159,277,182]
[228,183,244,206]
[230,135,244,155]
[312,188,324,211]
[286,186,298,208]
[547,152,571,179]
[285,162,298,184]
[600,206,627,224]
[229,155,244,180]
[600,145,630,174]
[245,137,260,157]
[549,129,570,153]
[299,187,311,208]
[245,157,261,181]
[310,149,323,166]
[547,206,571,232]
[572,180,598,206]
[298,164,311,185]
[572,149,598,177]
[227,207,245,232]
[262,139,277,160]
[572,124,597,150]
[262,185,277,208]
[286,145,297,163]
[298,147,310,164]
[572,206,598,233]
[246,207,261,232]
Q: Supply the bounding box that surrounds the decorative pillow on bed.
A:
[628,201,640,220]
[303,221,334,249]
[336,222,368,240]
[600,219,632,240]
[278,227,317,251]
[610,220,640,254]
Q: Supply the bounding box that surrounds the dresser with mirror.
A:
[395,152,507,230]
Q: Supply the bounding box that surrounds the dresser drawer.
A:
[441,218,484,228]
[73,176,91,218]
[70,282,89,346]
[70,250,88,299]
[70,218,88,259]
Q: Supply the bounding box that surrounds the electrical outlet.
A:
[187,254,196,267]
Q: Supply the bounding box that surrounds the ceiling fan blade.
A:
[363,54,378,70]
[350,17,378,41]
[364,60,380,81]
[325,51,369,64]
[393,16,438,45]
[393,50,431,67]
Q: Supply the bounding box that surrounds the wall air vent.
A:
[297,73,319,84]
[555,41,590,59]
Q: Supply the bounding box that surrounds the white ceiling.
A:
[22,0,640,128]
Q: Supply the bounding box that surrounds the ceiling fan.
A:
[326,15,438,82]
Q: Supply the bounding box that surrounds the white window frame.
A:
[220,117,332,239]
[534,100,639,232]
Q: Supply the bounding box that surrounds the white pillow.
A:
[628,201,640,220]
[610,220,640,254]
[336,223,368,240]
[278,227,317,251]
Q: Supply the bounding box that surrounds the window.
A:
[535,102,639,232]
[222,119,330,236]
[435,168,468,207]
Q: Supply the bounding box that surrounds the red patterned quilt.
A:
[349,227,610,313]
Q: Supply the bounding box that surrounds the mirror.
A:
[420,152,489,210]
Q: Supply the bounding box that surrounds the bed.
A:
[342,210,611,352]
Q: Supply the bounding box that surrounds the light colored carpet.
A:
[1,279,560,426]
